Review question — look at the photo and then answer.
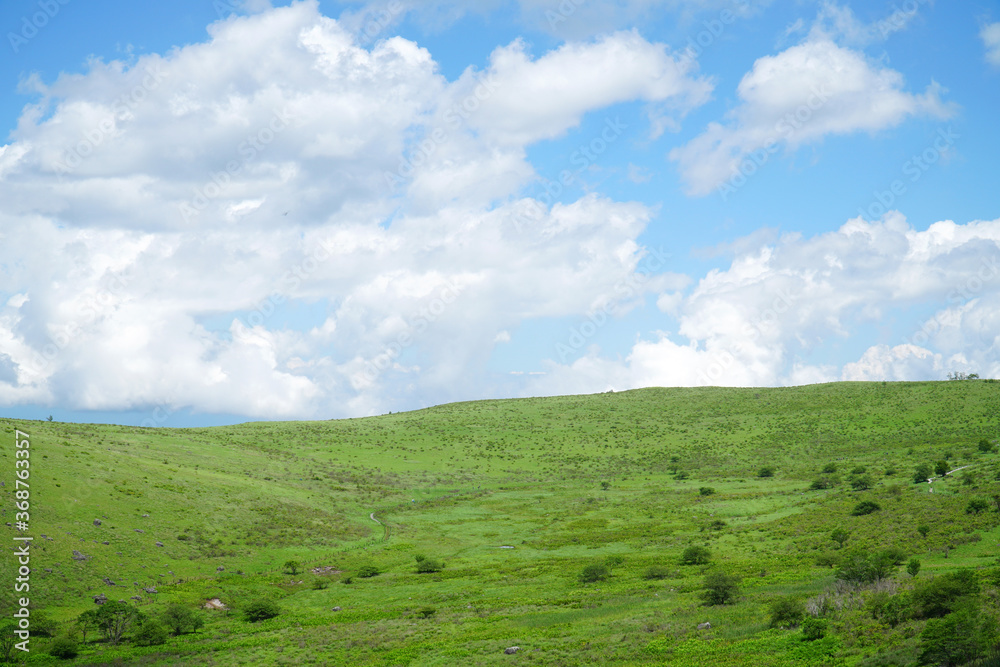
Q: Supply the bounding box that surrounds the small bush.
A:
[311,578,329,590]
[681,545,711,565]
[913,464,932,484]
[49,637,78,660]
[675,470,689,480]
[415,558,444,573]
[177,534,191,541]
[802,617,827,641]
[850,466,867,475]
[851,500,881,516]
[966,497,990,514]
[769,597,805,628]
[699,487,715,496]
[979,439,994,453]
[814,552,841,568]
[416,607,436,618]
[579,564,610,583]
[644,565,671,580]
[283,560,301,575]
[244,599,281,622]
[701,570,740,606]
[709,519,727,530]
[907,557,921,578]
[810,477,833,490]
[821,463,837,474]
[758,467,775,478]
[357,565,380,578]
[341,576,353,585]
[133,620,168,646]
[849,474,874,491]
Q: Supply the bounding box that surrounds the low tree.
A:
[850,474,874,491]
[907,557,921,578]
[133,619,168,646]
[918,603,994,666]
[917,524,930,538]
[966,497,991,514]
[851,500,881,516]
[49,636,79,659]
[802,617,827,641]
[161,603,204,636]
[810,477,834,490]
[244,599,281,622]
[415,556,444,573]
[912,569,979,619]
[979,438,994,453]
[699,487,715,496]
[681,545,711,565]
[283,560,301,575]
[830,528,850,549]
[758,467,775,478]
[934,460,949,477]
[913,463,932,484]
[835,549,901,585]
[605,555,625,571]
[94,601,143,645]
[644,565,671,580]
[702,570,740,605]
[579,564,610,583]
[821,463,837,474]
[769,597,805,628]
[0,623,18,663]
[357,565,380,578]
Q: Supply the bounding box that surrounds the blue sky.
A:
[1,0,999,427]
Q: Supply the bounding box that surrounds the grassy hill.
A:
[2,380,999,665]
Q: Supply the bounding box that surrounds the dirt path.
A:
[370,512,390,542]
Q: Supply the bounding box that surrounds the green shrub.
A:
[675,470,689,480]
[283,560,301,575]
[934,460,949,477]
[416,607,436,618]
[579,564,610,583]
[967,497,991,514]
[914,464,932,484]
[821,463,837,474]
[161,603,204,635]
[907,558,921,578]
[979,439,994,453]
[850,474,874,491]
[802,617,827,641]
[311,578,329,590]
[918,604,993,665]
[912,569,979,618]
[701,570,740,605]
[814,552,841,568]
[243,599,281,622]
[341,576,353,585]
[681,545,711,565]
[810,477,833,490]
[851,500,881,516]
[644,565,671,580]
[48,637,78,659]
[769,597,805,628]
[850,466,867,475]
[709,519,727,530]
[830,528,849,548]
[177,534,191,541]
[699,487,715,496]
[133,620,168,646]
[357,565,380,578]
[835,549,900,585]
[758,467,775,478]
[415,558,444,573]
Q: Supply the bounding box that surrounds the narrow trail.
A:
[370,512,390,542]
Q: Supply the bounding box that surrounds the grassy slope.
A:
[1,381,998,665]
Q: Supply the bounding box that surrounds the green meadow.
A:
[2,380,999,665]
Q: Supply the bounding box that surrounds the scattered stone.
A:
[134,529,144,534]
[143,587,158,594]
[93,519,102,526]
[217,566,225,572]
[204,598,228,610]
[131,596,142,602]
[311,566,342,575]
[103,577,116,586]
[332,606,341,611]
[102,541,110,545]
[505,647,520,655]
[155,541,164,547]
[142,514,149,518]
[44,569,52,573]
[697,622,712,630]
[93,594,107,605]
[71,550,89,561]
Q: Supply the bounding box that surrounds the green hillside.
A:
[2,381,999,665]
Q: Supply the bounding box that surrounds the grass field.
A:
[2,380,999,665]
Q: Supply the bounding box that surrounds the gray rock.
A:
[697,622,712,630]
[71,550,89,561]
[134,529,144,533]
[332,606,341,611]
[217,566,225,572]
[155,541,164,547]
[93,519,102,526]
[504,647,520,655]
[93,594,107,605]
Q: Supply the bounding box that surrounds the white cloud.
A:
[526,213,1000,395]
[0,1,709,418]
[982,22,1000,67]
[670,30,955,195]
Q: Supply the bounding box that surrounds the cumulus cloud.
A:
[982,22,1000,67]
[0,1,709,418]
[526,213,1000,395]
[670,13,955,196]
